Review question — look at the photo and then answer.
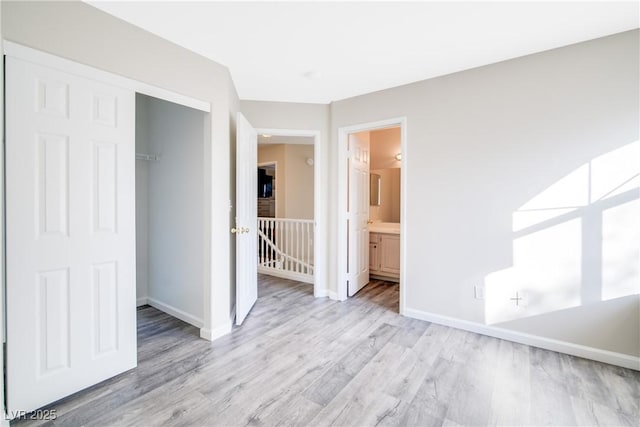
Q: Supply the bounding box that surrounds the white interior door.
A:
[235,113,258,325]
[6,57,137,413]
[348,132,371,296]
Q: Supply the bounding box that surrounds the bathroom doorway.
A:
[337,118,407,314]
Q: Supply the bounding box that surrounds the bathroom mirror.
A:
[370,173,381,206]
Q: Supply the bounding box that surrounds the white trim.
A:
[256,128,320,138]
[254,128,326,301]
[314,287,329,298]
[147,297,203,328]
[203,296,235,343]
[328,291,340,301]
[3,41,211,113]
[404,307,640,371]
[0,37,6,427]
[200,319,232,341]
[337,117,407,315]
[370,274,399,283]
[136,297,149,307]
[258,268,313,284]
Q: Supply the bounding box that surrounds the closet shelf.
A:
[136,153,160,161]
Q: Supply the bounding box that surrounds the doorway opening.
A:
[135,93,207,331]
[233,118,326,326]
[256,134,316,288]
[337,118,407,314]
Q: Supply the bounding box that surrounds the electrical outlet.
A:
[510,291,529,307]
[474,285,485,300]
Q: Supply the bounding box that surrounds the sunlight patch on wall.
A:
[485,140,639,325]
[602,199,640,301]
[513,164,588,232]
[591,142,640,201]
[485,218,582,324]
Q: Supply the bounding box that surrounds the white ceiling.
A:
[89,1,639,104]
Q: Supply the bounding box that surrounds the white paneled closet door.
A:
[6,57,137,413]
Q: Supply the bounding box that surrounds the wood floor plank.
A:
[529,347,578,426]
[308,342,407,425]
[400,356,463,425]
[12,275,639,427]
[487,339,532,426]
[570,395,638,427]
[302,322,399,406]
[375,324,454,426]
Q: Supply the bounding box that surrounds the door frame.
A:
[255,128,327,298]
[336,117,407,314]
[3,42,211,113]
[1,42,217,416]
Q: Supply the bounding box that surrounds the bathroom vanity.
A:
[369,223,400,282]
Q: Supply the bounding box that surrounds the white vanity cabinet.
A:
[369,232,400,281]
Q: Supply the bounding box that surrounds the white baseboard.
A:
[136,297,149,307]
[404,307,640,371]
[370,273,399,283]
[258,267,313,284]
[328,290,340,301]
[200,305,236,342]
[200,320,232,342]
[314,287,329,298]
[147,297,203,328]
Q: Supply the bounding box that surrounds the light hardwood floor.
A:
[14,275,640,426]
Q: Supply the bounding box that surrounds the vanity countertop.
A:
[369,222,400,234]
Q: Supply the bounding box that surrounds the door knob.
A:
[231,228,238,234]
[243,227,250,234]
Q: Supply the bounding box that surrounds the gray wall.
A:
[240,31,640,358]
[2,0,236,333]
[135,96,151,303]
[330,30,639,356]
[136,94,205,322]
[283,144,315,219]
[0,2,5,419]
[257,144,315,219]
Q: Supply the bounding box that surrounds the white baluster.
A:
[300,222,304,274]
[258,218,262,265]
[268,219,272,265]
[294,221,298,273]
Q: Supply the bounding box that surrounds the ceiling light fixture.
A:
[395,153,402,161]
[262,134,272,138]
[302,70,320,80]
